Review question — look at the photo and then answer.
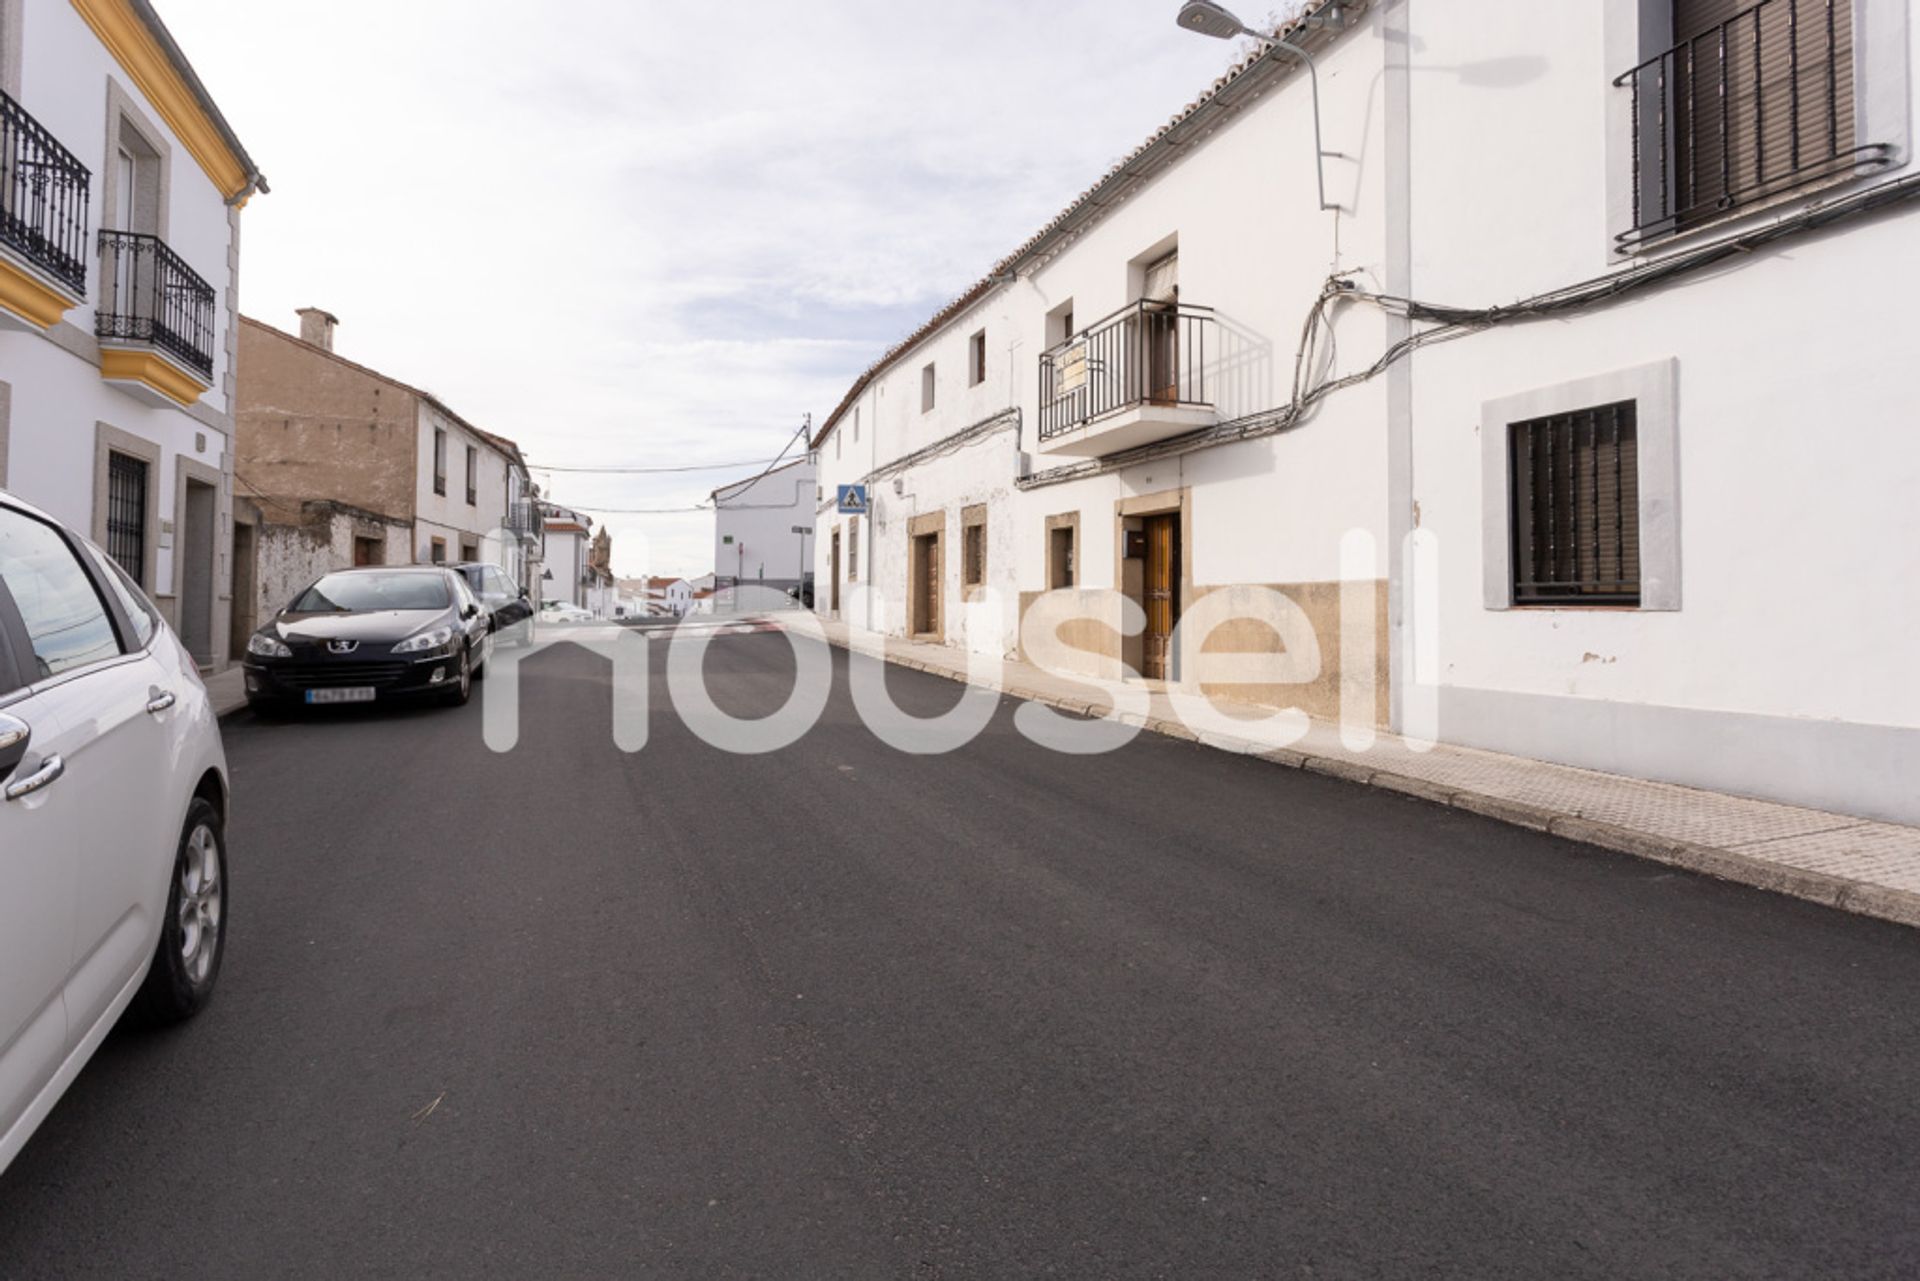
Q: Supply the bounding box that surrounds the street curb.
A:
[821,631,1920,931]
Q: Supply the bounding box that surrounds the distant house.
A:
[644,576,693,618]
[234,310,538,622]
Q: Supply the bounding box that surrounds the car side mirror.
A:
[462,604,479,620]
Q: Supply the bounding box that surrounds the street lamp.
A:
[1175,0,1344,212]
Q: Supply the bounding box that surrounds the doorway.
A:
[228,519,256,660]
[353,535,381,567]
[1141,513,1180,680]
[830,528,841,614]
[178,476,216,668]
[908,530,942,639]
[1141,249,1179,405]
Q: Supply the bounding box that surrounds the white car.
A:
[0,490,229,1174]
[538,600,594,625]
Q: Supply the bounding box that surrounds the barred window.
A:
[1509,402,1640,606]
[106,452,148,587]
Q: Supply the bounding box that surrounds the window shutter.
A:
[1673,0,1855,223]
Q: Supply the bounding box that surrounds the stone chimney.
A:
[296,307,338,352]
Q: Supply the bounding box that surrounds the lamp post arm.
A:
[1249,32,1339,212]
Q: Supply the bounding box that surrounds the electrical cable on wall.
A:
[1021,168,1920,489]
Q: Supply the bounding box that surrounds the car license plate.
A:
[306,687,376,704]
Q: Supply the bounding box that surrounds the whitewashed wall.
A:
[814,11,1395,658]
[713,458,815,586]
[1,0,246,667]
[413,401,511,563]
[1402,0,1920,820]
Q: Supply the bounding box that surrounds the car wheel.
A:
[128,797,227,1027]
[442,646,473,706]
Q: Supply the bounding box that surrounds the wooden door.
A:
[830,529,841,613]
[1142,514,1179,680]
[912,533,941,636]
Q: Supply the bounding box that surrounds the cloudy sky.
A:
[161,1,1263,577]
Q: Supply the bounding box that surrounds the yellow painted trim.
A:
[68,0,251,201]
[99,345,211,406]
[0,255,80,329]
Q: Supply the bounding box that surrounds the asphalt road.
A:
[3,630,1919,1278]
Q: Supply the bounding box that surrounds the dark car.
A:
[242,566,493,713]
[453,561,535,646]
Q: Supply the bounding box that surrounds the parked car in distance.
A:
[242,566,492,713]
[0,489,230,1176]
[454,562,534,646]
[538,600,594,625]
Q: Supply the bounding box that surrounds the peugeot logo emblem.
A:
[327,639,358,655]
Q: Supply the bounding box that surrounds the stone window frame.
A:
[102,78,172,242]
[1480,358,1680,612]
[960,502,988,597]
[91,421,162,595]
[0,0,22,100]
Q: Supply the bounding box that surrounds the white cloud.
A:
[159,0,1244,576]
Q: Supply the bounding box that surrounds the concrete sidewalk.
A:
[812,616,1920,930]
[204,665,247,719]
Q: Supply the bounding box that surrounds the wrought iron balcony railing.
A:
[96,229,216,377]
[0,88,91,296]
[1614,0,1891,247]
[506,497,540,538]
[1038,299,1215,441]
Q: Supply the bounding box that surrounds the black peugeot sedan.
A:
[452,561,535,646]
[242,566,492,713]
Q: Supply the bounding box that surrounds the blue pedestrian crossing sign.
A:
[836,484,868,514]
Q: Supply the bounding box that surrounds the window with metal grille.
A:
[1615,0,1888,247]
[1508,402,1641,606]
[847,515,859,581]
[433,429,447,496]
[106,452,148,586]
[465,445,478,506]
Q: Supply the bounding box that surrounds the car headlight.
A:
[247,633,292,659]
[393,625,455,655]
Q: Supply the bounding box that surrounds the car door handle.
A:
[5,754,64,802]
[146,690,177,715]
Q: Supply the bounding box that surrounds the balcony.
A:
[96,229,216,406]
[1036,300,1217,457]
[1614,0,1892,248]
[0,88,90,329]
[506,497,541,543]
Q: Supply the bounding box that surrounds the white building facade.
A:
[0,0,263,670]
[814,0,1920,826]
[712,456,815,592]
[413,397,512,568]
